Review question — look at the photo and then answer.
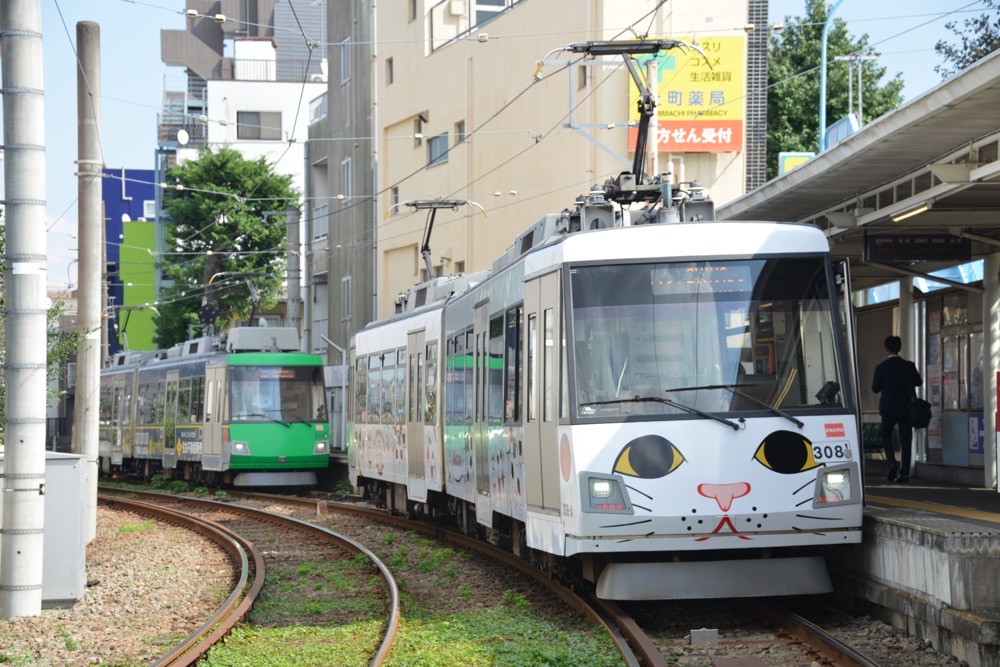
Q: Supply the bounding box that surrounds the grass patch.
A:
[384,608,626,667]
[117,519,155,534]
[201,622,383,667]
[248,558,383,625]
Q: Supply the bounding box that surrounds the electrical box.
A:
[0,451,87,608]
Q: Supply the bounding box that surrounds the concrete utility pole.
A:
[285,206,302,348]
[74,21,102,544]
[0,0,49,619]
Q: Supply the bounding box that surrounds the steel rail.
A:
[97,494,264,667]
[100,489,401,666]
[238,492,653,667]
[757,601,881,667]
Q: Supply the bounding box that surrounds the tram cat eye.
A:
[613,435,685,479]
[753,430,821,474]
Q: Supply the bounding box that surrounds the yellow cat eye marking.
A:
[613,436,686,479]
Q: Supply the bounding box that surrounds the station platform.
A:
[826,463,1000,667]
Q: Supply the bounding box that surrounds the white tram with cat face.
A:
[348,185,863,600]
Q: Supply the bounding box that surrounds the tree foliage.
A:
[0,222,83,445]
[767,0,904,180]
[934,0,1000,79]
[155,147,299,349]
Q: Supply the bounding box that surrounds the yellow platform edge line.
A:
[866,494,1000,526]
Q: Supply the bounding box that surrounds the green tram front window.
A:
[570,257,846,419]
[230,366,326,423]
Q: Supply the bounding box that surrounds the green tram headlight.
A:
[231,441,251,456]
[314,440,329,455]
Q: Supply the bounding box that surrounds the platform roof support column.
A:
[898,278,916,478]
[983,254,1000,491]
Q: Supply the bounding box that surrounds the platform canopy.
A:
[717,49,1000,292]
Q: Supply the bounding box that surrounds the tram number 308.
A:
[813,443,851,462]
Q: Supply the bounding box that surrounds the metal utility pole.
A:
[74,21,102,545]
[285,206,302,348]
[0,0,48,619]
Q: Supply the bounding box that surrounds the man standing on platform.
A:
[871,335,923,483]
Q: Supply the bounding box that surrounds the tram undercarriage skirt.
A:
[232,471,318,487]
[595,556,832,600]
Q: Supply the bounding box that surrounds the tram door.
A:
[524,271,561,511]
[407,330,427,502]
[203,364,226,471]
[473,302,492,526]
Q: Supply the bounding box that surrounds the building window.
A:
[236,111,282,140]
[386,57,394,84]
[143,200,156,219]
[341,275,352,321]
[455,120,466,143]
[428,133,448,166]
[578,64,588,89]
[409,0,417,21]
[391,186,400,214]
[340,37,351,85]
[341,158,352,203]
[312,204,328,239]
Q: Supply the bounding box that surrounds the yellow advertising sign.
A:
[629,35,746,153]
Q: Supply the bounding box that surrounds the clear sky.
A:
[1,0,989,290]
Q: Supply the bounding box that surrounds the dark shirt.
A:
[871,355,922,418]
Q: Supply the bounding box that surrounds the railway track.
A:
[99,489,400,665]
[104,486,884,666]
[620,597,881,667]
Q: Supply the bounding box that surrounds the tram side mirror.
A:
[815,381,840,406]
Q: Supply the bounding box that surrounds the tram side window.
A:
[99,387,112,426]
[122,385,133,426]
[445,338,457,421]
[367,355,381,424]
[191,377,205,423]
[395,350,406,424]
[505,307,521,422]
[177,379,192,424]
[408,352,417,423]
[354,356,367,423]
[465,332,474,423]
[381,353,395,425]
[165,382,178,428]
[488,317,504,422]
[153,381,166,424]
[527,314,537,422]
[135,383,149,425]
[425,342,438,424]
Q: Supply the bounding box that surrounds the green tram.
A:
[99,327,330,487]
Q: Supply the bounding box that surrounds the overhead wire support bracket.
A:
[386,199,486,279]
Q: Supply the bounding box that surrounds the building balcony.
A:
[221,57,326,83]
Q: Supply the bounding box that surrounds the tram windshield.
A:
[230,366,326,424]
[570,256,847,420]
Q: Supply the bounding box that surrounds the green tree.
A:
[935,0,1000,79]
[0,222,83,445]
[767,0,904,180]
[155,147,299,349]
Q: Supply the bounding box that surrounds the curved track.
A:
[99,489,401,665]
[97,494,261,667]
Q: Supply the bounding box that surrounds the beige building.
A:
[310,0,768,340]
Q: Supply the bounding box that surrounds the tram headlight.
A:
[582,474,631,513]
[314,440,329,455]
[231,441,251,456]
[817,467,852,504]
[591,479,612,499]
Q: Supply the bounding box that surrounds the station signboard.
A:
[863,234,971,262]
